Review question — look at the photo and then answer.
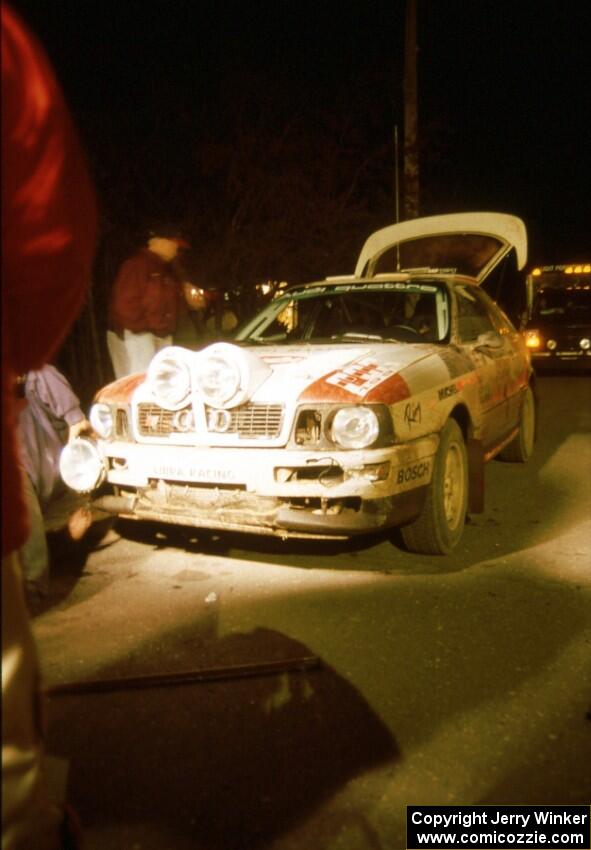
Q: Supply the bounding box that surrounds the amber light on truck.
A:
[525,330,542,349]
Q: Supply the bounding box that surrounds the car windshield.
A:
[532,289,591,323]
[236,282,450,344]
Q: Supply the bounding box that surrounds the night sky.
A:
[11,0,591,273]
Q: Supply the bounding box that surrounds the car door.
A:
[481,292,529,431]
[453,284,515,449]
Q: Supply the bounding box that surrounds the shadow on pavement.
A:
[45,628,398,849]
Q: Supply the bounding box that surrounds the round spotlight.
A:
[147,347,192,408]
[59,438,105,493]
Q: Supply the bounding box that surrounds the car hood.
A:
[355,211,527,281]
[250,342,431,404]
[96,341,455,408]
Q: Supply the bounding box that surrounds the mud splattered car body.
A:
[61,213,535,553]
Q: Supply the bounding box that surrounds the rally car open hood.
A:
[354,212,527,282]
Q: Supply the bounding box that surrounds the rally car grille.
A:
[137,404,179,436]
[137,403,284,439]
[210,404,284,438]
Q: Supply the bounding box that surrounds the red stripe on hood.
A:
[365,372,411,403]
[95,372,146,404]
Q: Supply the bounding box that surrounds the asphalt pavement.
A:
[32,375,591,850]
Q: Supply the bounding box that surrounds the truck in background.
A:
[523,263,591,371]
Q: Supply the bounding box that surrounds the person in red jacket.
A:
[1,3,97,847]
[106,229,190,378]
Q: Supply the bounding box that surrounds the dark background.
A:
[10,0,591,392]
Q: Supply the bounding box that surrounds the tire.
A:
[499,385,535,463]
[400,419,468,555]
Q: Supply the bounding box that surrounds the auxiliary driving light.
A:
[194,343,271,409]
[147,347,192,408]
[59,438,105,493]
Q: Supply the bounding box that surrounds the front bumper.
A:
[64,436,438,539]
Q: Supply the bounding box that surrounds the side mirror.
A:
[474,330,504,352]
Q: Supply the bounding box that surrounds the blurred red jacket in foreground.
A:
[1,2,97,555]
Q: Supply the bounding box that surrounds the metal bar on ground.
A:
[45,655,321,697]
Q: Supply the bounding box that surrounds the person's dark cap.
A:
[147,224,191,249]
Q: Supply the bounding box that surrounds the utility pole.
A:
[403,0,419,219]
[394,125,401,223]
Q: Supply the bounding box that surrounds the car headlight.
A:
[90,403,113,439]
[147,347,191,408]
[331,406,380,449]
[59,438,105,493]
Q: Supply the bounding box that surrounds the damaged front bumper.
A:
[62,436,438,539]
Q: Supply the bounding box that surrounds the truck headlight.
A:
[90,403,113,439]
[331,406,380,449]
[59,438,105,493]
[147,347,191,408]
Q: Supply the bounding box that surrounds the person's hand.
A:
[67,506,92,541]
[68,418,92,442]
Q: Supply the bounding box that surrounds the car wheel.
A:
[499,385,535,463]
[400,419,468,555]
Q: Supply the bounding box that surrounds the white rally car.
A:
[61,213,535,554]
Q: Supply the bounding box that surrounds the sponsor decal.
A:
[438,384,458,400]
[150,464,238,483]
[404,401,422,428]
[300,357,410,404]
[326,358,396,396]
[396,460,430,486]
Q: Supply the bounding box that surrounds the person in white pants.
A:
[107,229,190,379]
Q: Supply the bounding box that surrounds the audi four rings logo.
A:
[172,409,194,432]
[207,408,232,432]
